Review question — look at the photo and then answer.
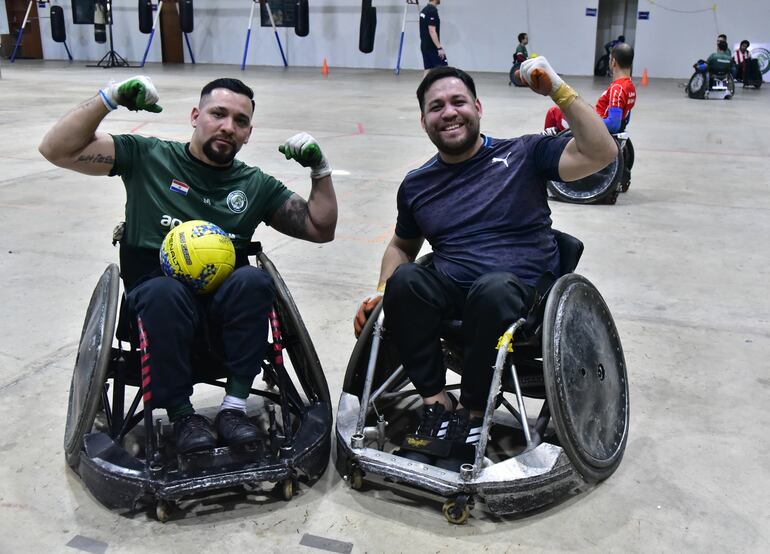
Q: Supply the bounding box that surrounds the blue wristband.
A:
[99,89,118,111]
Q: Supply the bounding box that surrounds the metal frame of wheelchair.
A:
[335,232,629,524]
[686,67,736,100]
[63,242,331,521]
[547,132,634,205]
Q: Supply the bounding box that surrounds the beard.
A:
[425,117,481,158]
[202,136,237,165]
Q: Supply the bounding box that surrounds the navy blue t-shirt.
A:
[420,4,440,51]
[396,134,569,288]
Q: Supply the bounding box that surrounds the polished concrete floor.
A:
[0,60,768,553]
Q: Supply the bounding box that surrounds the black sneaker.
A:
[396,402,453,462]
[215,409,264,447]
[435,409,484,472]
[173,413,217,454]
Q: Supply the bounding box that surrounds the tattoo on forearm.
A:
[275,194,309,239]
[77,153,114,165]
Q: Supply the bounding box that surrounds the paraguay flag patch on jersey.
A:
[169,179,190,196]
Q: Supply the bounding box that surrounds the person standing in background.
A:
[420,0,447,75]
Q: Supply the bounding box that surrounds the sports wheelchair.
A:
[547,131,634,205]
[686,61,735,100]
[64,240,331,521]
[336,231,629,524]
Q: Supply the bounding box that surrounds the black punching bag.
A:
[359,1,376,54]
[179,0,194,34]
[295,0,309,37]
[139,0,153,34]
[51,6,66,43]
[94,1,106,43]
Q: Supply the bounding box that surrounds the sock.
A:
[225,374,254,399]
[221,395,247,413]
[167,400,194,422]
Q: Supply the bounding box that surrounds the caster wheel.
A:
[281,478,294,501]
[349,467,365,491]
[442,498,470,525]
[155,500,171,523]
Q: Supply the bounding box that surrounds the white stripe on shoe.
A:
[466,426,482,444]
[437,420,449,438]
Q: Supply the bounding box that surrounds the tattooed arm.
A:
[38,94,116,176]
[270,175,338,243]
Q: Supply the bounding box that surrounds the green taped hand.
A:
[100,76,163,113]
[279,132,332,179]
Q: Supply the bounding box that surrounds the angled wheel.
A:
[548,139,624,204]
[541,274,629,483]
[726,73,736,97]
[64,264,120,469]
[620,139,634,192]
[687,71,707,99]
[258,251,330,408]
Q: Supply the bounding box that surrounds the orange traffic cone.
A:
[322,58,329,76]
[641,68,649,87]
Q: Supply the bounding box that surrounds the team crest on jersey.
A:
[169,179,189,196]
[227,190,248,213]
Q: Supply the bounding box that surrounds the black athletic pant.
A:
[126,266,275,408]
[383,264,534,411]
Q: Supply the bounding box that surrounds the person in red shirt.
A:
[544,43,636,135]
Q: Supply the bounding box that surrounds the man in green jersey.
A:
[39,76,338,454]
[707,39,733,75]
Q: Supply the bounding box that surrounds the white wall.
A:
[33,0,768,79]
[37,1,598,75]
[635,0,770,78]
[0,0,9,35]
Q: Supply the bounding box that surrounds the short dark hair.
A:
[718,33,727,41]
[611,43,634,69]
[416,66,477,112]
[618,35,625,42]
[518,32,527,43]
[717,39,728,52]
[200,78,255,113]
[740,39,750,48]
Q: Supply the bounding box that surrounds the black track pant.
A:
[383,264,534,411]
[126,266,275,408]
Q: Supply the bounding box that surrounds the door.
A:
[5,0,43,59]
[159,0,184,63]
[594,0,638,69]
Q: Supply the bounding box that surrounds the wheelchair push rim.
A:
[547,137,624,204]
[541,273,629,483]
[64,263,120,469]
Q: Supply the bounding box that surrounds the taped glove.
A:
[516,56,578,109]
[353,285,384,338]
[279,132,332,179]
[99,76,162,113]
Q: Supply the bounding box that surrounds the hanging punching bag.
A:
[51,6,66,43]
[138,0,153,34]
[94,1,107,43]
[295,0,309,37]
[359,1,376,54]
[179,0,194,34]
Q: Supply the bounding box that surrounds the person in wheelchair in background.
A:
[544,42,636,135]
[38,76,338,455]
[353,62,616,470]
[509,32,529,86]
[687,39,736,99]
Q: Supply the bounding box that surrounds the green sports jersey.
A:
[110,134,293,251]
[707,51,732,74]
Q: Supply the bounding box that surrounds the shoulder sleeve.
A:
[257,170,294,225]
[427,6,439,25]
[608,83,626,108]
[110,134,149,179]
[530,135,570,182]
[395,183,422,239]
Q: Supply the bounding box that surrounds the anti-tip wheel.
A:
[281,478,294,501]
[155,500,171,523]
[349,467,365,491]
[442,498,470,525]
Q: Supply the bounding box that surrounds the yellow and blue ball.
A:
[159,220,235,294]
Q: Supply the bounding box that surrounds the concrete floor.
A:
[0,60,768,553]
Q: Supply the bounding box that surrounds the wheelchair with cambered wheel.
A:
[64,241,331,520]
[335,231,629,524]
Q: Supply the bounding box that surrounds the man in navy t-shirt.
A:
[420,0,447,74]
[353,61,617,470]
